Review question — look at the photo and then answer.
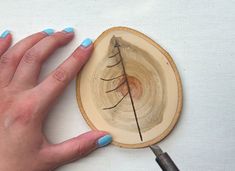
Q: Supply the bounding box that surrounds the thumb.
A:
[44,131,112,167]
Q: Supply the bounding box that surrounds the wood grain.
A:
[76,27,183,148]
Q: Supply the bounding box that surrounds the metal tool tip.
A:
[149,144,163,157]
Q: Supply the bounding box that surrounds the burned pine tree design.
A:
[100,36,143,141]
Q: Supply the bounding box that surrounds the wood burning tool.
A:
[150,144,179,171]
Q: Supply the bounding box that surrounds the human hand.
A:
[0,28,112,171]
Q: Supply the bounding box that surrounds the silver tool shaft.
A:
[150,144,179,171]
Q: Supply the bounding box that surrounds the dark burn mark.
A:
[101,36,143,141]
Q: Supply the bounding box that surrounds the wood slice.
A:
[76,27,182,148]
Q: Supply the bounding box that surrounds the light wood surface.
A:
[76,27,183,148]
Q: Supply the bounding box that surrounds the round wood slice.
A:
[76,27,182,148]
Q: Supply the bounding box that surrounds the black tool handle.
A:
[155,152,179,171]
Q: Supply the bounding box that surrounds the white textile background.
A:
[1,0,235,170]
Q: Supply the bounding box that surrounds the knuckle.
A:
[0,54,10,64]
[0,53,18,66]
[75,143,86,157]
[53,68,68,83]
[23,49,38,64]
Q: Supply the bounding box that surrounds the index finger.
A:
[35,38,93,115]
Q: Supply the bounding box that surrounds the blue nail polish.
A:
[0,30,10,38]
[97,135,112,147]
[43,28,54,35]
[81,38,92,47]
[63,27,74,33]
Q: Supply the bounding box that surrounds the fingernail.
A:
[0,30,10,38]
[43,28,54,35]
[63,27,74,33]
[81,38,92,48]
[97,135,112,147]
